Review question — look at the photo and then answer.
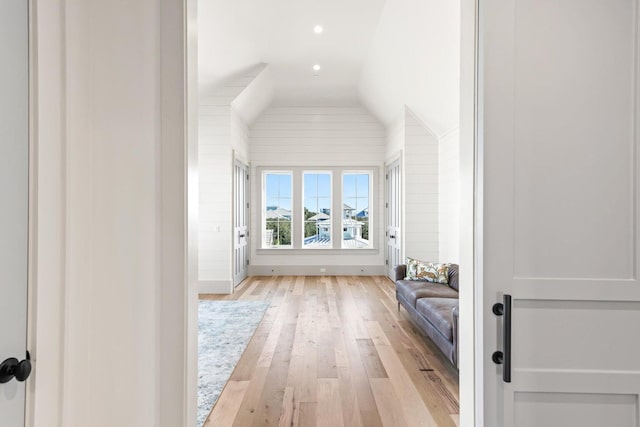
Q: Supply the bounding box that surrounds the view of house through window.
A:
[303,172,332,248]
[264,172,292,248]
[262,168,374,249]
[343,173,370,248]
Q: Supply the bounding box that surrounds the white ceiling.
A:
[198,0,460,134]
[198,0,386,103]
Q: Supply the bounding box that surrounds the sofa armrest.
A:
[393,264,407,282]
[452,304,459,367]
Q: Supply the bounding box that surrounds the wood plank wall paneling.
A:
[438,128,460,263]
[249,106,385,165]
[403,110,439,263]
[198,96,250,283]
[200,275,459,427]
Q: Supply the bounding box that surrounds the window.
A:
[264,172,292,248]
[260,167,376,250]
[303,172,332,248]
[342,172,371,248]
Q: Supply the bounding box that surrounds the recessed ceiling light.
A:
[313,64,321,71]
[314,25,323,34]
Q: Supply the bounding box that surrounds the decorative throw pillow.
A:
[405,257,450,284]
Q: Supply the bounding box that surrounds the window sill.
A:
[256,248,379,255]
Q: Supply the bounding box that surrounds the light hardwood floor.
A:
[200,275,459,427]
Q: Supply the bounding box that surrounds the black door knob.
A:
[0,358,19,383]
[0,352,32,383]
[14,358,31,382]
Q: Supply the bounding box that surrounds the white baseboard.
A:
[248,265,386,276]
[198,280,233,295]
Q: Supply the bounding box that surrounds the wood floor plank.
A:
[204,275,459,426]
[297,402,317,427]
[231,366,270,427]
[278,386,296,427]
[356,339,388,379]
[370,378,409,427]
[252,322,297,427]
[204,380,249,427]
[316,378,344,427]
[375,343,439,427]
[292,276,305,296]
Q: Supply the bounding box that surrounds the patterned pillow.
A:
[405,258,450,284]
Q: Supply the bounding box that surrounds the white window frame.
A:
[341,170,373,249]
[262,170,293,249]
[302,171,333,249]
[257,165,379,253]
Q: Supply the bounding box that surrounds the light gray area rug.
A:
[198,300,270,426]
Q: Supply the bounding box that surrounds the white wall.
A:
[231,108,250,162]
[50,1,188,426]
[358,0,460,135]
[198,101,233,288]
[403,110,440,262]
[438,128,461,263]
[386,114,405,160]
[30,0,66,424]
[198,72,254,292]
[384,109,440,265]
[249,105,387,274]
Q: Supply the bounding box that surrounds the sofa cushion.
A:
[405,257,451,284]
[416,298,458,341]
[396,280,458,308]
[448,264,459,291]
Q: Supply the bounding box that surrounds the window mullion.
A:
[292,169,302,249]
[332,169,341,249]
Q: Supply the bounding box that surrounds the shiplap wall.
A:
[199,101,233,287]
[438,128,460,263]
[198,67,259,292]
[198,104,250,291]
[231,108,250,163]
[403,110,439,262]
[248,105,387,273]
[386,114,405,160]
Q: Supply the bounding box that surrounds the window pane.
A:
[264,172,292,248]
[303,172,332,248]
[343,174,356,197]
[343,173,371,248]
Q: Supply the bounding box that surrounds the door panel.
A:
[0,0,29,424]
[481,0,640,424]
[385,159,402,279]
[233,160,249,286]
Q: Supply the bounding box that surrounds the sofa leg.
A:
[397,302,401,312]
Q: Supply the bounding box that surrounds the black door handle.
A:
[492,294,512,383]
[0,351,32,383]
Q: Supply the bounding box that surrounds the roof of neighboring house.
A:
[356,208,369,218]
[308,212,330,221]
[343,203,355,210]
[266,207,292,219]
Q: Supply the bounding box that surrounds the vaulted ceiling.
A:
[198,0,460,136]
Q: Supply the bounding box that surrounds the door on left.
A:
[0,0,30,425]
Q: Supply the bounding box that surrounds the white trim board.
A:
[248,265,386,276]
[198,280,233,295]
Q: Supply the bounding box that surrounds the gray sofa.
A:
[394,263,459,368]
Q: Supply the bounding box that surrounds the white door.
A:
[0,0,30,425]
[481,0,640,425]
[385,158,402,279]
[233,160,249,286]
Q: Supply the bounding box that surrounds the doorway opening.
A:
[188,0,476,425]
